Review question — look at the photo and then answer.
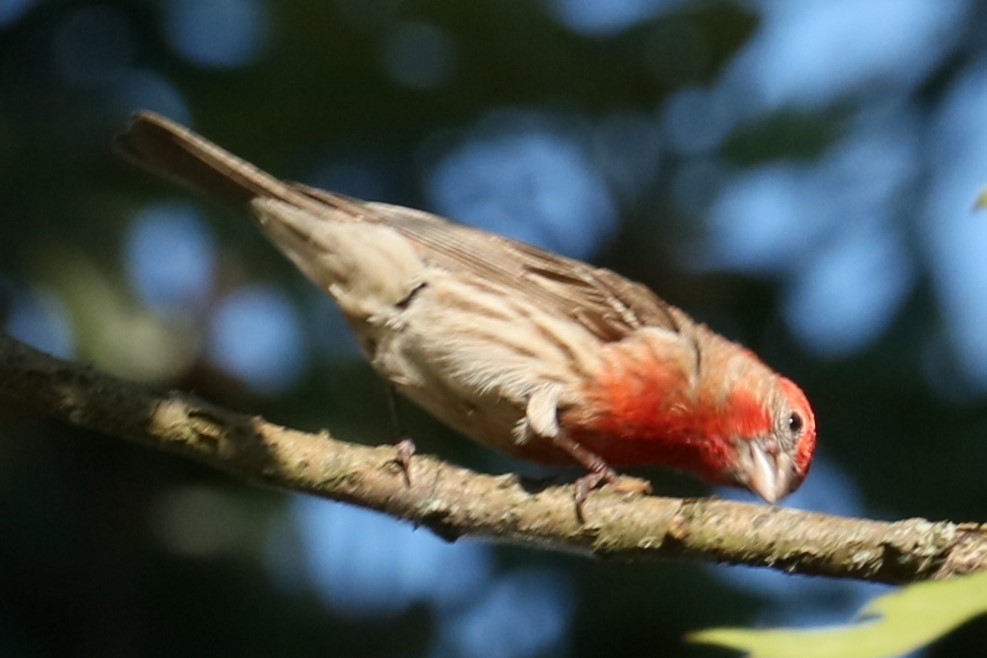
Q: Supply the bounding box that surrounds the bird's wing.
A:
[293,185,682,342]
[115,111,682,343]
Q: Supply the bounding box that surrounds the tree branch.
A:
[1,332,985,584]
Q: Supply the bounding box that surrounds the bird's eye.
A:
[788,412,804,435]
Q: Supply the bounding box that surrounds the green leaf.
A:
[688,570,987,658]
[973,186,987,211]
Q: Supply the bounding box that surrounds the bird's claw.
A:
[392,436,416,486]
[572,470,651,521]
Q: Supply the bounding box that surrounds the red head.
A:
[712,375,816,503]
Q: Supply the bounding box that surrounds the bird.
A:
[115,110,816,509]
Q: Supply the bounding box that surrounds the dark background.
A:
[2,1,987,656]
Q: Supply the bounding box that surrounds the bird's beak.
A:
[740,440,796,504]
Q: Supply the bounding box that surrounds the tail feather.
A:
[114,111,309,211]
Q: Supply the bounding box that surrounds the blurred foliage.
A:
[2,1,987,657]
[691,569,987,658]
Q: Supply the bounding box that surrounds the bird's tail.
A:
[114,111,310,211]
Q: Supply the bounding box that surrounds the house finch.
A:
[115,111,816,507]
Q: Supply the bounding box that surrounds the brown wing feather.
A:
[116,111,681,343]
[292,184,680,342]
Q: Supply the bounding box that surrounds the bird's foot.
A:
[392,436,416,486]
